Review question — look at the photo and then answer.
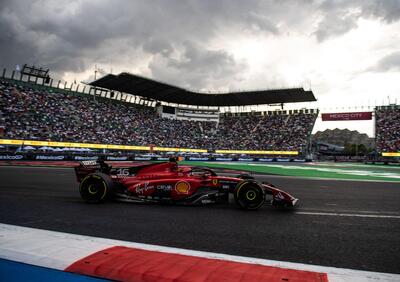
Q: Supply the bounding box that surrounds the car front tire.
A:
[233,180,265,210]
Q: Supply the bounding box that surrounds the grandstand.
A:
[0,64,400,163]
[375,105,400,153]
[2,66,400,158]
[0,68,319,157]
[0,67,399,162]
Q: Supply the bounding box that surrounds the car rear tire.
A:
[234,180,265,210]
[79,173,113,203]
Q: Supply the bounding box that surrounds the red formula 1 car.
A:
[74,159,298,210]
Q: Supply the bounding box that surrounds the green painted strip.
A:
[181,161,400,182]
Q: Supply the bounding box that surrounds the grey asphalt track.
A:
[0,166,399,274]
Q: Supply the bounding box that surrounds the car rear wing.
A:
[74,159,112,182]
[74,160,103,182]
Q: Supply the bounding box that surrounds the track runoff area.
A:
[0,162,399,281]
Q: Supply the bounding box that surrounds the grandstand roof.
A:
[90,72,316,106]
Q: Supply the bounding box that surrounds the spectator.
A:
[375,108,400,152]
[0,80,316,152]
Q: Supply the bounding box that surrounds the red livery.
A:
[74,159,298,210]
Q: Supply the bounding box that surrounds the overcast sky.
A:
[1,0,400,136]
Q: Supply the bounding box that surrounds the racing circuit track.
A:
[0,165,399,274]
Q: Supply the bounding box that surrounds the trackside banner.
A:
[0,139,149,150]
[382,152,400,157]
[0,139,298,155]
[321,112,372,121]
[0,139,204,152]
[215,150,298,155]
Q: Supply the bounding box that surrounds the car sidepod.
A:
[121,178,229,205]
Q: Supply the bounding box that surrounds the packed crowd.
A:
[375,108,400,152]
[212,114,315,151]
[0,80,316,152]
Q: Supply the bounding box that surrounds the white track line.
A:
[0,223,399,282]
[296,211,400,219]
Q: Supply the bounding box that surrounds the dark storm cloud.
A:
[142,39,174,56]
[314,9,359,42]
[370,51,400,72]
[361,0,400,23]
[0,0,279,86]
[0,0,399,88]
[315,0,400,42]
[148,41,247,90]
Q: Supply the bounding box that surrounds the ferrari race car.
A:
[74,159,298,210]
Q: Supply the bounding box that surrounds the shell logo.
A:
[175,181,190,194]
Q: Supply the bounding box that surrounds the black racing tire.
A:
[236,173,254,180]
[233,180,265,210]
[79,173,114,203]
